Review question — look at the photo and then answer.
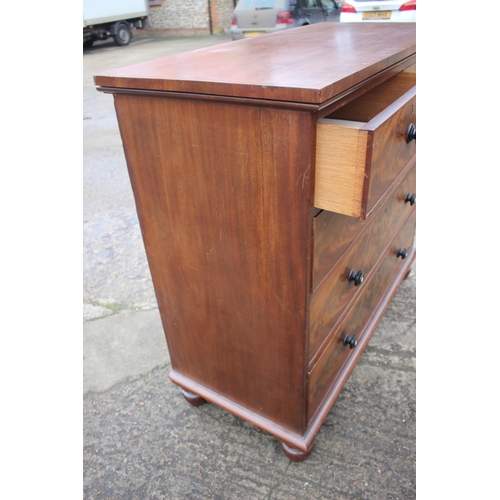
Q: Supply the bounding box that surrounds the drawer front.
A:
[314,71,416,219]
[307,211,416,422]
[312,161,416,290]
[309,163,416,359]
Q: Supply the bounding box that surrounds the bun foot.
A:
[181,389,207,406]
[280,441,314,462]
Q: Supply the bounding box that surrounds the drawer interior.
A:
[325,71,416,123]
[314,70,416,219]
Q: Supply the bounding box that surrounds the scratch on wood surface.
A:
[296,165,310,190]
[206,247,214,261]
[259,109,266,231]
[273,292,292,314]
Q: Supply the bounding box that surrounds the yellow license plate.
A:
[244,31,265,37]
[363,11,391,19]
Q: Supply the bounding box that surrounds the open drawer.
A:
[314,71,416,219]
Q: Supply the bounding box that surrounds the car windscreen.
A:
[237,0,287,9]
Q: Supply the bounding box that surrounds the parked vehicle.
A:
[340,0,416,23]
[230,0,340,41]
[83,0,149,48]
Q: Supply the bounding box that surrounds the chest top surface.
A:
[94,23,416,105]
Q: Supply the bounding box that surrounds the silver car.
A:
[230,0,340,41]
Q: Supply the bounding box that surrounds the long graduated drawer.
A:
[308,210,416,422]
[309,161,416,360]
[314,71,416,219]
[312,160,416,292]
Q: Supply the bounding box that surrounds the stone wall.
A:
[148,0,235,35]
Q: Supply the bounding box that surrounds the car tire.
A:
[83,40,94,48]
[113,22,132,46]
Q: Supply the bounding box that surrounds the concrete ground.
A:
[83,31,416,499]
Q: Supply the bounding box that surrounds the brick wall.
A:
[210,0,235,34]
[148,0,235,35]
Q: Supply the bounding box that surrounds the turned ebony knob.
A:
[348,269,364,286]
[406,123,416,144]
[405,193,416,206]
[397,248,409,259]
[344,334,358,349]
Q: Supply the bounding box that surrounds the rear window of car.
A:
[237,0,287,8]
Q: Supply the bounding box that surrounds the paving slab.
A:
[84,308,169,393]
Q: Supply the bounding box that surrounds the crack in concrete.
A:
[83,363,171,397]
[265,460,292,499]
[366,346,416,358]
[359,361,416,373]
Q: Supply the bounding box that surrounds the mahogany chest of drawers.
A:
[95,22,416,461]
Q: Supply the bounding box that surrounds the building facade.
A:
[147,0,237,35]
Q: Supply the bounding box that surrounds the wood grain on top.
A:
[94,23,416,104]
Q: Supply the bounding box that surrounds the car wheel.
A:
[83,40,94,48]
[113,22,132,46]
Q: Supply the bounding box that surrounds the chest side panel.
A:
[113,94,313,434]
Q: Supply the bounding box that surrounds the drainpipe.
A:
[208,0,213,34]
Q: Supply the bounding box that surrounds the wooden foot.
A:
[181,389,207,406]
[280,441,314,462]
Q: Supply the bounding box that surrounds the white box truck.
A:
[83,0,149,48]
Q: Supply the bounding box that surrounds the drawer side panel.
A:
[314,123,367,217]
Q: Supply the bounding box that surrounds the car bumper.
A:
[340,11,416,22]
[230,24,294,41]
